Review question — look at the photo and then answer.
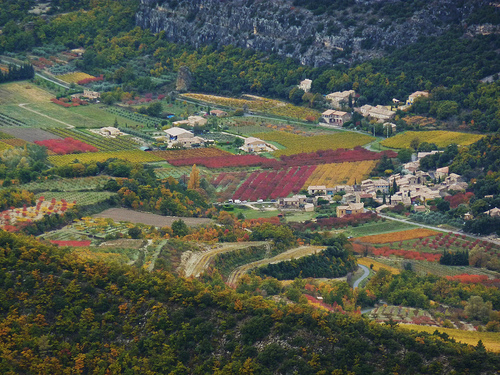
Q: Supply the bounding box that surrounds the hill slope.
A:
[1,231,500,373]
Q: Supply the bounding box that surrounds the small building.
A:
[406,91,429,106]
[484,207,500,217]
[321,110,351,126]
[279,195,307,208]
[336,202,364,218]
[164,127,193,141]
[304,203,315,212]
[240,137,275,153]
[100,127,123,137]
[70,48,86,56]
[308,186,326,195]
[357,105,395,121]
[325,90,355,109]
[413,205,426,213]
[172,115,208,127]
[383,122,397,133]
[83,89,100,100]
[435,167,449,180]
[298,79,312,93]
[210,109,228,117]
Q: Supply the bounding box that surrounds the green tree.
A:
[171,219,189,237]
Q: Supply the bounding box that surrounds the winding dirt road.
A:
[179,241,268,277]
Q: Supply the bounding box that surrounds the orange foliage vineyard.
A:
[303,160,378,187]
[355,228,439,244]
[151,148,232,161]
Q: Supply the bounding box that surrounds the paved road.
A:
[353,264,370,289]
[377,213,500,246]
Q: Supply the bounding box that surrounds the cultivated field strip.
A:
[46,128,139,151]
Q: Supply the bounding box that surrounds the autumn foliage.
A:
[49,240,91,247]
[35,138,98,155]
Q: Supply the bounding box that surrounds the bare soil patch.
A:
[1,128,61,142]
[93,208,212,227]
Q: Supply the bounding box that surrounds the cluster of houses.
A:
[300,77,430,127]
[278,157,469,218]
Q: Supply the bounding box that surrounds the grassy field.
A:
[35,191,117,206]
[0,81,146,128]
[399,324,500,352]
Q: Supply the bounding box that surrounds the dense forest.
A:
[256,242,357,280]
[1,230,499,374]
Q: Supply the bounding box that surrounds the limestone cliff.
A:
[136,0,494,67]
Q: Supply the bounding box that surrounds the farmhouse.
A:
[240,137,275,153]
[279,195,307,208]
[358,105,395,121]
[406,91,429,106]
[298,79,312,93]
[336,202,364,218]
[325,90,355,109]
[321,110,351,126]
[172,116,208,127]
[83,89,100,100]
[163,127,205,147]
[210,109,228,117]
[100,127,123,137]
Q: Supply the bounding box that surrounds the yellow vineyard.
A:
[254,131,375,157]
[181,93,321,121]
[303,160,378,187]
[57,72,95,83]
[400,325,500,353]
[48,151,163,166]
[381,131,484,149]
[357,257,400,275]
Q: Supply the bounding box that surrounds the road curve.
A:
[353,264,370,289]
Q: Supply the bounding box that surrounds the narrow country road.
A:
[353,264,370,289]
[18,103,75,128]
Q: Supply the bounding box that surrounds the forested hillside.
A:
[1,231,499,373]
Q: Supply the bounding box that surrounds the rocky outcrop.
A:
[176,65,192,92]
[136,0,490,67]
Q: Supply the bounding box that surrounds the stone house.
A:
[321,110,351,126]
[336,202,364,218]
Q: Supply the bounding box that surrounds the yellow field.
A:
[181,93,321,121]
[254,131,375,157]
[381,131,484,149]
[356,228,439,244]
[0,141,13,151]
[303,160,378,187]
[357,257,400,274]
[48,150,163,166]
[400,324,500,352]
[57,72,95,83]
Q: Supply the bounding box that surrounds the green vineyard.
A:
[46,128,139,152]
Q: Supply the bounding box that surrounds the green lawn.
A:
[346,219,418,237]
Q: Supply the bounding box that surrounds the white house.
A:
[406,91,429,106]
[240,137,275,153]
[325,90,355,109]
[298,79,312,93]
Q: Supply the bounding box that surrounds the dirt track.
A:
[179,241,268,277]
[227,245,325,285]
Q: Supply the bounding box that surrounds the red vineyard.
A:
[232,166,316,201]
[50,240,91,247]
[279,147,397,167]
[169,154,280,168]
[35,137,98,155]
[77,74,104,85]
